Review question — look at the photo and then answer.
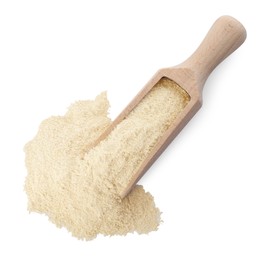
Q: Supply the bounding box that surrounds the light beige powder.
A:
[25,77,190,240]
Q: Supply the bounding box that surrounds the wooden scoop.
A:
[94,15,246,199]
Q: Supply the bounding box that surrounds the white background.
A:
[0,0,269,259]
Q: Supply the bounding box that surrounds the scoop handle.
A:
[180,15,246,88]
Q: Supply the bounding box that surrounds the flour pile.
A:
[24,78,190,240]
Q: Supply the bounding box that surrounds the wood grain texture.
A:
[87,16,246,198]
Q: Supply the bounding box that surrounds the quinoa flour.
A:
[24,78,190,240]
